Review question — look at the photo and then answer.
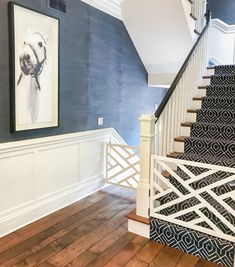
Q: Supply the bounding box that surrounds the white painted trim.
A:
[211,19,235,34]
[128,219,150,238]
[81,0,122,20]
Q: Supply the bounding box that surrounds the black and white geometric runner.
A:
[151,65,235,267]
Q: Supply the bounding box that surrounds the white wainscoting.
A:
[209,19,235,65]
[0,128,125,237]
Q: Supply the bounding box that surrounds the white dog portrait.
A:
[9,3,59,132]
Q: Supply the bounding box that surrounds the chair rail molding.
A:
[0,128,125,237]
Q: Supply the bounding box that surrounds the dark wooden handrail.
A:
[155,11,211,120]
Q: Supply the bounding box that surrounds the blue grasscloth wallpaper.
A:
[207,0,235,25]
[0,0,165,146]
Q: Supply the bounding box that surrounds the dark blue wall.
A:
[0,0,165,146]
[207,0,235,24]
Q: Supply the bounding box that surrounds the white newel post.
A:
[136,114,155,218]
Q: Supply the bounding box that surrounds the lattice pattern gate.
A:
[150,155,235,242]
[105,144,140,190]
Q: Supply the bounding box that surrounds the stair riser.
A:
[197,111,235,124]
[202,77,210,86]
[186,112,196,122]
[202,98,235,110]
[181,126,191,136]
[197,88,207,97]
[185,139,235,159]
[174,141,184,153]
[211,76,235,86]
[207,68,215,76]
[191,124,235,140]
[192,100,202,109]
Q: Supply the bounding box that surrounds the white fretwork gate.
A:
[105,143,140,190]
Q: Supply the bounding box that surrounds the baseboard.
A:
[0,175,105,237]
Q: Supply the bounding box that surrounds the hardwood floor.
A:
[0,186,222,267]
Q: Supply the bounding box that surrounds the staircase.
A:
[150,65,235,267]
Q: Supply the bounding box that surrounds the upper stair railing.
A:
[154,11,211,157]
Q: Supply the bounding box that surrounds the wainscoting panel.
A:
[0,128,125,237]
[36,144,79,198]
[0,152,34,212]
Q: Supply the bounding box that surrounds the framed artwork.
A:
[8,2,60,132]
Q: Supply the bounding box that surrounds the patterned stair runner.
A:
[150,65,235,267]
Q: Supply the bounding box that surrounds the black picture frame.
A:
[8,2,60,132]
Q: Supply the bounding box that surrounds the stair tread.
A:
[181,122,193,127]
[203,75,212,79]
[167,152,183,158]
[194,29,200,35]
[207,66,215,69]
[193,96,203,100]
[174,136,187,142]
[198,85,207,89]
[190,13,197,20]
[187,109,198,113]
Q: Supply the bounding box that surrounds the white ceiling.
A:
[81,0,123,20]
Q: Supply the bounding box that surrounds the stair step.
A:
[197,109,235,124]
[203,75,212,79]
[211,74,235,86]
[193,96,203,101]
[207,66,215,69]
[181,122,193,127]
[202,97,235,110]
[194,29,200,35]
[167,152,183,158]
[188,0,194,4]
[126,209,150,225]
[214,65,235,75]
[190,13,197,20]
[174,136,187,142]
[187,109,198,113]
[191,122,235,140]
[185,138,235,160]
[198,85,207,89]
[206,85,235,98]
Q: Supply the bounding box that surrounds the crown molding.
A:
[81,0,122,20]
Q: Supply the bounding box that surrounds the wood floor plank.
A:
[149,246,184,267]
[0,194,123,265]
[10,200,132,266]
[89,224,128,255]
[135,240,165,264]
[47,203,135,266]
[0,191,109,254]
[125,258,149,267]
[37,262,55,267]
[103,236,145,267]
[196,259,223,267]
[86,232,137,267]
[176,253,199,267]
[66,251,97,266]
